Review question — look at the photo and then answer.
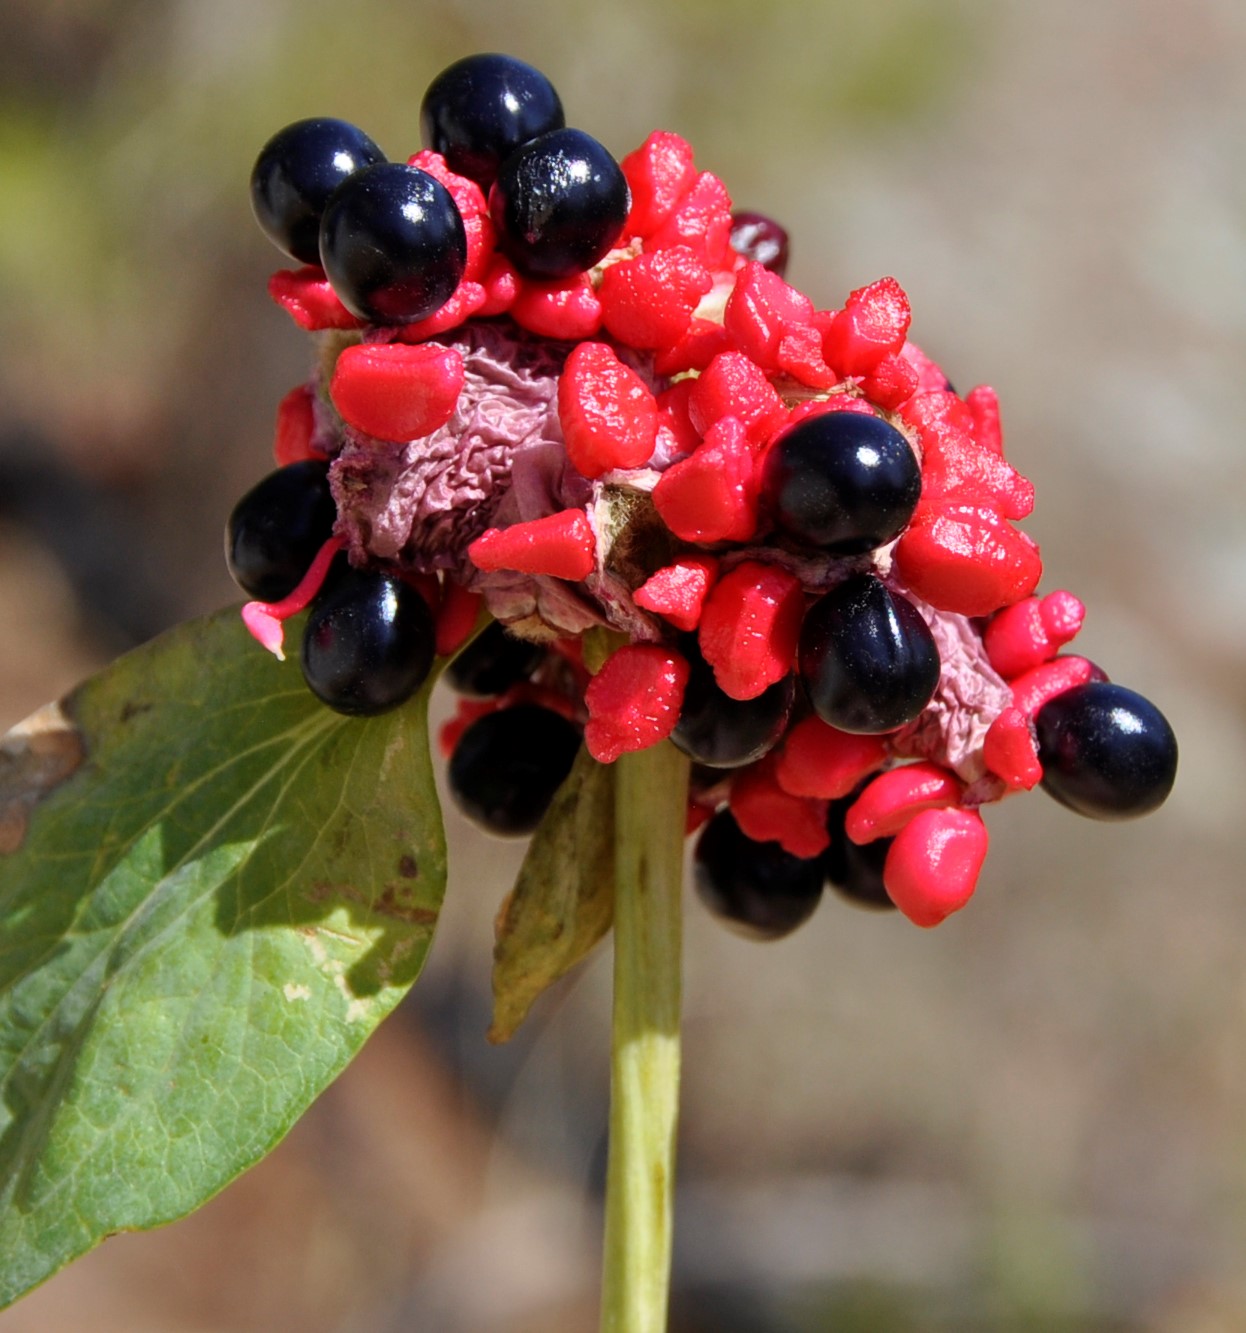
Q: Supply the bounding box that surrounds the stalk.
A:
[600,740,691,1332]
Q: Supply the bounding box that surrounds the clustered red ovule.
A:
[242,66,1174,934]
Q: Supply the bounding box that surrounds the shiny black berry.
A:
[300,557,435,715]
[823,795,895,911]
[1035,681,1177,819]
[225,460,336,603]
[799,574,940,734]
[763,413,922,555]
[446,621,545,698]
[672,646,794,769]
[693,808,824,941]
[250,118,385,265]
[421,53,565,188]
[448,704,581,836]
[318,163,466,324]
[489,128,630,280]
[729,210,790,277]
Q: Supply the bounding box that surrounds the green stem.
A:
[601,741,690,1333]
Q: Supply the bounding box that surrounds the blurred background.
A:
[1,0,1243,1328]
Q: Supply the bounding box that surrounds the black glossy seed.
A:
[489,127,630,280]
[225,460,336,603]
[672,646,794,769]
[421,53,565,188]
[799,574,941,734]
[300,557,435,715]
[763,412,922,555]
[445,621,545,698]
[693,808,824,941]
[250,118,385,265]
[823,795,895,911]
[1035,681,1177,819]
[728,210,790,277]
[319,162,466,324]
[448,704,582,836]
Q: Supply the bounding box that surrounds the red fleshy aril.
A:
[510,273,603,340]
[634,554,719,631]
[773,715,888,799]
[467,508,596,581]
[728,756,830,859]
[652,318,733,377]
[844,762,965,843]
[397,281,487,342]
[434,579,483,657]
[883,807,988,928]
[599,246,713,350]
[273,383,317,466]
[330,341,466,443]
[698,560,804,701]
[983,589,1086,679]
[723,261,816,371]
[861,352,919,411]
[268,266,362,331]
[584,643,690,763]
[652,415,761,544]
[558,341,660,478]
[780,397,875,436]
[821,277,911,378]
[688,350,787,447]
[1007,654,1102,719]
[902,391,1034,519]
[893,499,1043,617]
[982,706,1043,790]
[897,340,953,394]
[620,130,699,239]
[644,170,735,269]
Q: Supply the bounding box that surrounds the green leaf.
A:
[0,607,446,1308]
[489,746,615,1044]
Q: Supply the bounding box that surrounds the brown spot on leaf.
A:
[0,702,85,855]
[120,699,153,723]
[304,879,437,927]
[398,854,419,879]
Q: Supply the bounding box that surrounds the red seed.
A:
[330,342,465,443]
[861,352,920,411]
[983,590,1086,679]
[652,416,761,543]
[982,706,1043,790]
[434,580,483,657]
[821,277,911,377]
[644,171,735,268]
[964,384,1003,456]
[893,500,1043,617]
[883,807,988,928]
[268,266,361,331]
[1008,655,1101,718]
[558,342,659,478]
[723,261,816,371]
[478,253,520,316]
[774,324,838,389]
[844,762,965,843]
[773,716,887,799]
[620,130,699,239]
[397,281,487,342]
[510,273,603,340]
[654,379,702,458]
[584,644,690,763]
[599,245,713,350]
[652,319,733,377]
[688,350,787,446]
[698,560,804,700]
[729,757,830,858]
[467,508,597,581]
[273,383,317,466]
[633,554,720,631]
[897,340,953,394]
